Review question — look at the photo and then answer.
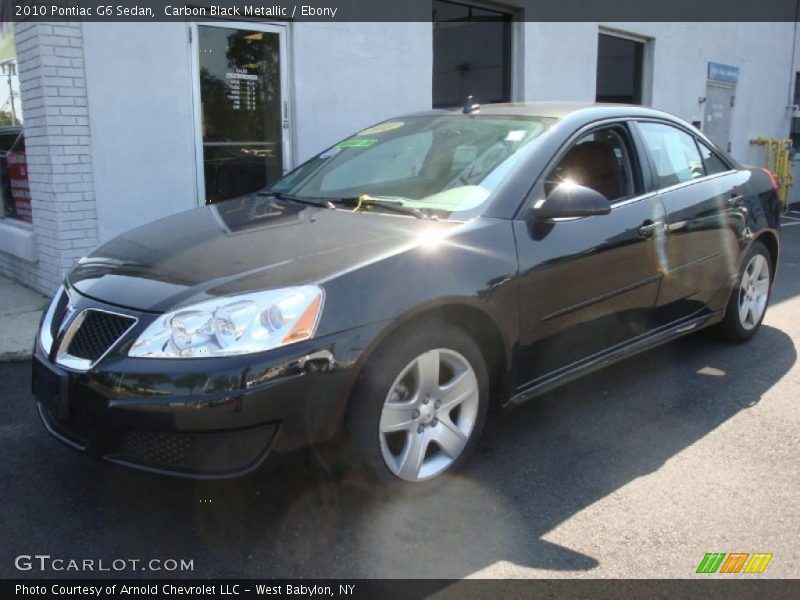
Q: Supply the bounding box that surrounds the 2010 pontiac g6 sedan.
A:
[33,103,780,484]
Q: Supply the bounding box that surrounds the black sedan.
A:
[33,103,780,484]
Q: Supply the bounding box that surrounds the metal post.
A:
[750,136,796,213]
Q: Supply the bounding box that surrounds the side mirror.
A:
[531,183,611,220]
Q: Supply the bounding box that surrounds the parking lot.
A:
[1,214,799,580]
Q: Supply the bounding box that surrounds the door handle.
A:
[638,222,659,239]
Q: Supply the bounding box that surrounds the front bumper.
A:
[32,292,383,478]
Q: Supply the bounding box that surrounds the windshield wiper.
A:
[258,191,333,208]
[329,194,431,219]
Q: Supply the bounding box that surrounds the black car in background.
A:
[33,103,780,484]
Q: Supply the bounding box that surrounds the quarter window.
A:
[638,122,705,189]
[696,140,729,176]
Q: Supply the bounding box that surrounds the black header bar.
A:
[4,579,800,600]
[2,0,800,23]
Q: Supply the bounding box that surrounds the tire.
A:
[714,240,773,342]
[343,319,489,486]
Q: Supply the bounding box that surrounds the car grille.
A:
[65,310,136,362]
[49,289,70,339]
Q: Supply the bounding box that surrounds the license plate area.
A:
[33,358,69,421]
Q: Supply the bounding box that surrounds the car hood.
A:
[68,196,454,312]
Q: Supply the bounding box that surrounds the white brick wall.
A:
[0,22,98,294]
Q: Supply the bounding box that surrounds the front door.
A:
[193,23,290,204]
[514,123,665,387]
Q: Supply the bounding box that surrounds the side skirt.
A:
[507,310,724,408]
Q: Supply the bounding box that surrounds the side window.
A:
[638,122,705,189]
[546,126,637,202]
[696,140,730,176]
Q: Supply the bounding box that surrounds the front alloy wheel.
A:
[379,349,480,482]
[343,320,489,485]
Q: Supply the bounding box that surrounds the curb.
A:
[0,350,33,362]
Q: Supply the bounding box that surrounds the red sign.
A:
[6,149,31,223]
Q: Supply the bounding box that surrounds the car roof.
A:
[400,101,736,163]
[404,101,678,121]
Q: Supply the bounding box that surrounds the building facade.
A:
[1,12,799,293]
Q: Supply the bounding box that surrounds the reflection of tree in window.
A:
[198,27,283,203]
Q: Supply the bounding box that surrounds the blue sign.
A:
[708,61,739,84]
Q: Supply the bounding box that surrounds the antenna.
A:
[462,95,480,115]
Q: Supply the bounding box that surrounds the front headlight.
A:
[129,286,324,358]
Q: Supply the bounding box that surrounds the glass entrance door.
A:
[195,24,289,204]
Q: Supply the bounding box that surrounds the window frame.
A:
[522,120,650,218]
[543,124,641,203]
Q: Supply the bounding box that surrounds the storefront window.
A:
[432,0,512,108]
[0,30,30,223]
[596,33,644,105]
[198,26,283,204]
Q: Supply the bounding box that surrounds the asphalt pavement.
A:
[1,214,799,579]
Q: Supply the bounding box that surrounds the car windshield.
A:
[269,115,556,220]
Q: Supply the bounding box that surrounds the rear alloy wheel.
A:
[737,253,770,331]
[715,241,772,342]
[379,348,480,482]
[344,320,488,485]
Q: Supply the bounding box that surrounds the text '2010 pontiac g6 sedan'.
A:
[33,103,780,484]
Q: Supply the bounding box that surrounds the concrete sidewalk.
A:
[0,275,48,361]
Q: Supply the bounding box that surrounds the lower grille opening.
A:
[65,402,100,442]
[41,400,101,447]
[111,427,277,476]
[117,431,197,469]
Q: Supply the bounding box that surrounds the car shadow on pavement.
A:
[0,320,794,580]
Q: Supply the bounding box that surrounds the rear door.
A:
[513,122,665,387]
[635,121,744,326]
